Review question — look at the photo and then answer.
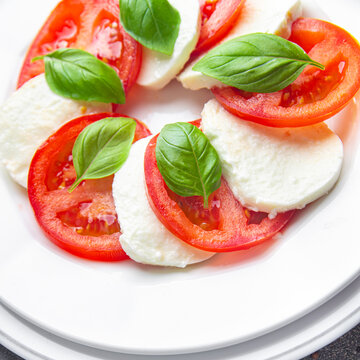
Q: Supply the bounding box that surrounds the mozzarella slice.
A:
[178,0,302,90]
[201,100,343,216]
[112,137,214,267]
[0,74,111,188]
[136,0,201,90]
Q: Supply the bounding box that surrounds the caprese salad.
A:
[0,0,359,267]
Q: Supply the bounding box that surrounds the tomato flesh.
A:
[17,0,141,93]
[194,0,245,56]
[144,122,294,252]
[167,189,221,231]
[213,18,360,127]
[280,57,346,108]
[28,113,151,261]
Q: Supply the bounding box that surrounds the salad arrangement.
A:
[0,0,359,267]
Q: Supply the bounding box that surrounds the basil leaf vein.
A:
[156,122,222,208]
[69,117,136,192]
[33,48,125,104]
[193,33,325,93]
[120,0,180,55]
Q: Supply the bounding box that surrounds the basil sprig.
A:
[120,0,180,55]
[193,33,325,93]
[156,122,221,208]
[69,117,136,192]
[33,48,125,104]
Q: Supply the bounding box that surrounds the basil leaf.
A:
[34,48,125,104]
[156,122,221,208]
[193,33,325,93]
[120,0,180,55]
[69,117,136,192]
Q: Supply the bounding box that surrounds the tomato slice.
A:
[17,0,141,93]
[194,0,245,56]
[144,121,294,252]
[212,18,360,127]
[28,113,151,261]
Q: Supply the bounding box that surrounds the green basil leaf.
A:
[193,33,325,93]
[34,48,125,104]
[156,122,221,208]
[69,117,136,192]
[120,0,180,55]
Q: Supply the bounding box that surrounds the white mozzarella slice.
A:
[136,0,201,90]
[201,100,343,216]
[0,74,111,188]
[177,0,302,90]
[112,137,214,268]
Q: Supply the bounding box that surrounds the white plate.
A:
[0,275,359,360]
[0,0,359,355]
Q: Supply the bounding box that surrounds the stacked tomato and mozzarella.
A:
[178,0,302,90]
[111,0,345,266]
[0,0,357,267]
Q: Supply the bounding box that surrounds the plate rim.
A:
[0,275,359,360]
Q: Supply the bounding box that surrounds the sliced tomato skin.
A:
[17,0,141,93]
[144,121,294,252]
[28,113,151,261]
[194,0,245,56]
[213,18,360,127]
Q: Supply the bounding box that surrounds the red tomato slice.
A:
[17,0,141,93]
[213,18,360,127]
[28,113,151,261]
[144,121,294,252]
[195,0,245,56]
